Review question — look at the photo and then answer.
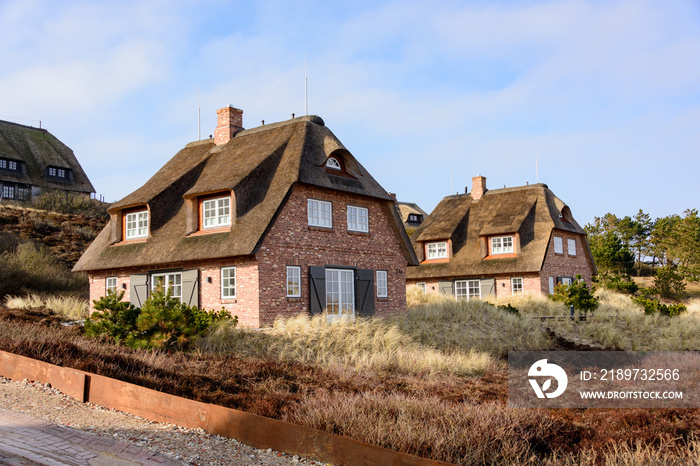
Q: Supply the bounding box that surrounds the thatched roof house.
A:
[0,119,95,201]
[407,176,596,298]
[76,106,417,327]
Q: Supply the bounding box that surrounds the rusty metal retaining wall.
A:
[0,351,452,466]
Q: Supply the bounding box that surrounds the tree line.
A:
[585,209,699,297]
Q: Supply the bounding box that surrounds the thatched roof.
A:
[397,202,427,229]
[0,119,95,194]
[406,183,595,280]
[75,115,417,272]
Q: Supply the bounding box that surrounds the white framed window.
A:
[326,157,341,170]
[2,186,14,199]
[57,168,66,178]
[48,167,57,177]
[125,211,149,239]
[151,272,182,300]
[0,160,5,169]
[8,161,17,171]
[554,236,563,254]
[347,205,369,233]
[308,199,332,228]
[568,238,577,256]
[286,266,301,297]
[455,280,480,300]
[325,269,354,320]
[491,236,514,254]
[416,282,426,293]
[511,277,523,295]
[376,270,388,297]
[221,267,236,299]
[17,187,30,201]
[106,276,117,294]
[561,277,573,286]
[426,242,448,259]
[203,196,231,229]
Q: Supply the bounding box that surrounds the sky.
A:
[1,0,698,226]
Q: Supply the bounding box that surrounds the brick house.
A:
[406,176,596,298]
[74,106,417,327]
[0,119,95,201]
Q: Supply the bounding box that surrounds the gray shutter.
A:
[182,269,199,308]
[130,273,148,308]
[309,266,326,315]
[356,269,375,317]
[438,281,453,295]
[480,278,495,297]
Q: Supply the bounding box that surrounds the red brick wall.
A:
[256,184,408,326]
[87,183,410,328]
[539,230,594,293]
[407,273,541,299]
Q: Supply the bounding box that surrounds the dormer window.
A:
[426,241,448,259]
[326,156,341,170]
[124,210,149,240]
[491,236,514,254]
[0,158,20,172]
[408,213,423,223]
[46,166,70,179]
[202,195,231,229]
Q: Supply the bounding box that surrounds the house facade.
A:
[406,176,596,299]
[74,106,417,327]
[0,119,95,201]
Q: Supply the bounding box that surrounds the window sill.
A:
[221,298,237,304]
[287,297,303,303]
[111,238,148,246]
[421,258,450,264]
[554,252,564,256]
[377,296,389,301]
[308,226,333,232]
[348,230,370,237]
[483,253,517,260]
[187,227,230,237]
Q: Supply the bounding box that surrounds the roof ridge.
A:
[0,119,48,133]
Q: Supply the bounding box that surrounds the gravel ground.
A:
[0,377,329,466]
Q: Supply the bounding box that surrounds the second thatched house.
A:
[0,119,95,201]
[74,106,417,327]
[406,176,596,298]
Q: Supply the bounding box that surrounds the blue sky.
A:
[1,0,698,226]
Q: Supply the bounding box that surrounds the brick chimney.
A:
[214,106,244,145]
[471,175,487,200]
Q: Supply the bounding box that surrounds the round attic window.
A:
[326,156,341,170]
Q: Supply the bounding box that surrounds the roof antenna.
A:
[305,54,308,116]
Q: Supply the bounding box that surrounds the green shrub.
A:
[85,291,140,342]
[596,273,639,294]
[633,296,687,317]
[85,290,235,350]
[498,303,520,316]
[549,275,598,312]
[652,266,686,298]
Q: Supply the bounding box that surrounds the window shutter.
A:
[438,281,453,295]
[356,269,375,317]
[480,278,495,297]
[309,266,326,315]
[182,269,199,308]
[130,273,148,308]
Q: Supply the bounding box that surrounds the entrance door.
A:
[325,269,355,322]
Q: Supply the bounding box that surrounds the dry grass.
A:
[288,391,552,465]
[398,288,552,357]
[4,294,89,320]
[200,314,493,377]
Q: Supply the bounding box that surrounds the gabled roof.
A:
[0,119,95,194]
[74,115,417,272]
[407,183,594,280]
